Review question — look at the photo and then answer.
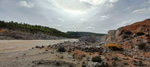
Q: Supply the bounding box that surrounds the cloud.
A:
[57,25,63,27]
[0,0,150,33]
[80,0,107,5]
[52,0,91,10]
[86,27,95,30]
[80,19,87,22]
[133,8,150,14]
[99,15,109,21]
[79,0,118,6]
[117,21,131,26]
[19,1,34,8]
[109,0,118,3]
[58,18,65,22]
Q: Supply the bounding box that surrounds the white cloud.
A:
[58,18,65,22]
[86,27,95,30]
[19,1,34,8]
[106,3,114,7]
[109,0,118,3]
[99,15,109,21]
[80,0,118,6]
[1,0,149,33]
[121,21,131,25]
[80,0,107,5]
[117,21,132,26]
[80,19,87,22]
[133,8,150,14]
[51,0,118,17]
[57,25,63,27]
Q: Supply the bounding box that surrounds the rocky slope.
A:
[0,20,74,39]
[106,19,150,50]
[0,28,65,40]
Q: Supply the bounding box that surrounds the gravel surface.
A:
[0,39,78,53]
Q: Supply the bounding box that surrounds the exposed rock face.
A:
[106,30,117,44]
[106,19,150,50]
[79,36,106,43]
[122,19,150,33]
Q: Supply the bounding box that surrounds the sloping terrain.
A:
[67,31,106,38]
[106,19,150,50]
[0,20,71,39]
[0,20,106,40]
[0,28,65,40]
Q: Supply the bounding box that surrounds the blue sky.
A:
[0,0,150,33]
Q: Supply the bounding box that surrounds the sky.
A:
[0,0,150,33]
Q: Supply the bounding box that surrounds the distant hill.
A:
[0,20,106,39]
[67,31,106,38]
[0,20,72,39]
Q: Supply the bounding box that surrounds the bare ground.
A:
[0,39,78,53]
[0,39,78,67]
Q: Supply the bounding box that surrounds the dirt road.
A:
[0,39,78,67]
[0,39,78,53]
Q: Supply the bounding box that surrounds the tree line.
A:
[0,20,72,38]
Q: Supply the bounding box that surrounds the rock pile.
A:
[32,60,76,67]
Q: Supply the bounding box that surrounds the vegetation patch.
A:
[57,46,66,52]
[124,30,132,35]
[106,44,123,51]
[0,20,72,38]
[92,56,102,63]
[136,31,145,36]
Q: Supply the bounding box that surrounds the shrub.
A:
[67,48,72,52]
[82,64,86,67]
[57,46,66,52]
[82,62,86,67]
[82,54,86,57]
[136,32,145,36]
[98,49,103,55]
[122,34,129,39]
[136,41,146,50]
[106,44,123,51]
[124,31,132,35]
[55,62,61,66]
[122,31,132,39]
[92,56,102,63]
[94,63,101,67]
